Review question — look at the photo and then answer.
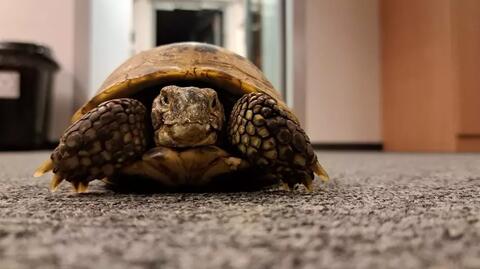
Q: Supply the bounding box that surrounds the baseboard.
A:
[313,143,383,151]
[2,142,384,152]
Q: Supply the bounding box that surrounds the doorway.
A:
[155,9,223,46]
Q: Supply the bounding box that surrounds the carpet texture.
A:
[0,151,479,269]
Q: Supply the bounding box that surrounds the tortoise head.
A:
[151,85,224,147]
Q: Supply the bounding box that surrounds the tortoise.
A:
[34,42,328,192]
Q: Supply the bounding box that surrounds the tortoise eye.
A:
[211,97,217,108]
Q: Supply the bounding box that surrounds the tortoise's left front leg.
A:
[37,98,148,192]
[228,93,328,190]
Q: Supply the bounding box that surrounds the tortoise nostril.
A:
[161,95,169,105]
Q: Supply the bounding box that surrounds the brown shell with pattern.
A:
[72,42,295,123]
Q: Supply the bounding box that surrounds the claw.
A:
[302,177,313,192]
[34,159,53,177]
[49,174,64,192]
[313,161,329,182]
[78,181,89,193]
[72,181,89,193]
[281,182,291,191]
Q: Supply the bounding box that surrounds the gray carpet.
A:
[0,151,479,269]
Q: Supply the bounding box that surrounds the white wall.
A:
[0,0,76,140]
[223,0,247,56]
[90,0,133,96]
[304,0,381,143]
[286,0,306,125]
[133,0,155,54]
[261,0,283,91]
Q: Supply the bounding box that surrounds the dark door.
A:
[156,9,223,46]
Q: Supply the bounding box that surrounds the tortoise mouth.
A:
[154,123,218,148]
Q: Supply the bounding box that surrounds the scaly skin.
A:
[50,98,148,190]
[228,92,319,189]
[151,86,224,147]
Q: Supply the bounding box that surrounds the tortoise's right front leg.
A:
[228,93,328,190]
[47,98,148,192]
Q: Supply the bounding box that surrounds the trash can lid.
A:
[0,41,57,65]
[0,42,52,57]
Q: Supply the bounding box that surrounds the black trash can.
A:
[0,42,59,150]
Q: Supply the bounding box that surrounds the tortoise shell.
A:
[72,42,294,123]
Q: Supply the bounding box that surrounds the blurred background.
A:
[0,0,478,152]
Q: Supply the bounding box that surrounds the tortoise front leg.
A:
[228,93,329,190]
[43,98,148,192]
